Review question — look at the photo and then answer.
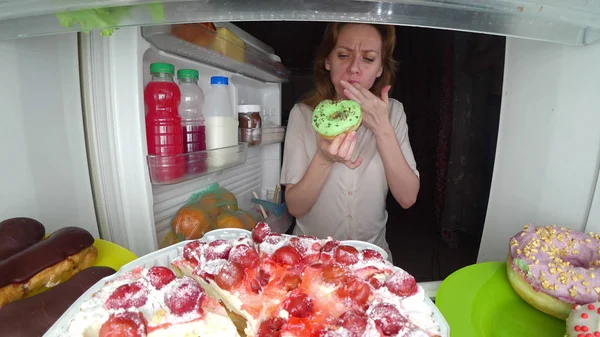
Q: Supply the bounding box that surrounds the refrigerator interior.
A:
[0,0,599,286]
[80,25,284,256]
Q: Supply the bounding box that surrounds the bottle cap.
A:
[177,69,199,79]
[210,76,228,85]
[150,62,175,74]
[238,104,261,113]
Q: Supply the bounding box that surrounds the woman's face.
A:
[325,24,384,100]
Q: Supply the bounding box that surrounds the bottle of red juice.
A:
[144,62,185,183]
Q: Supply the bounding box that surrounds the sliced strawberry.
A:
[334,245,359,266]
[99,311,146,337]
[272,246,302,265]
[215,261,245,290]
[354,266,388,281]
[370,303,407,336]
[368,276,383,289]
[283,291,314,318]
[250,278,262,294]
[289,237,322,255]
[385,269,418,297]
[280,273,302,291]
[360,248,384,261]
[264,233,285,246]
[105,282,148,310]
[183,240,204,262]
[193,268,215,282]
[164,279,205,316]
[319,252,335,265]
[252,222,271,243]
[146,266,176,290]
[336,277,371,307]
[320,263,347,285]
[322,241,339,252]
[257,317,286,337]
[257,268,271,286]
[311,330,341,337]
[205,239,233,260]
[229,244,259,268]
[337,309,368,337]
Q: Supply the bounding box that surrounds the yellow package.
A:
[211,27,245,63]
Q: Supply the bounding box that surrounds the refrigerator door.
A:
[585,169,600,233]
[0,33,99,236]
[79,27,157,256]
[477,37,600,262]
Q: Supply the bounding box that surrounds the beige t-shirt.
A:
[280,98,419,255]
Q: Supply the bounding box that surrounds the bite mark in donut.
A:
[312,99,362,140]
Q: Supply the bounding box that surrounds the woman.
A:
[280,22,420,262]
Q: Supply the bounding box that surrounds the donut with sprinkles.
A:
[566,302,600,337]
[507,224,600,320]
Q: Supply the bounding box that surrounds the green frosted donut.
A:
[312,99,362,140]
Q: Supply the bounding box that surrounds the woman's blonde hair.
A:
[301,23,398,109]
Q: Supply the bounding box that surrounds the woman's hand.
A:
[316,131,363,169]
[341,80,392,135]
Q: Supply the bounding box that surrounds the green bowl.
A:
[436,261,566,337]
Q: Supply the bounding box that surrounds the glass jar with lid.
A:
[238,104,262,145]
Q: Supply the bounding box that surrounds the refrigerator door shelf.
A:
[146,142,248,185]
[141,25,290,83]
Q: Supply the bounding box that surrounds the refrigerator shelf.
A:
[146,142,248,185]
[0,0,599,45]
[141,24,289,83]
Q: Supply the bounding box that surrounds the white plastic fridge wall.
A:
[44,228,449,337]
[477,37,600,262]
[142,45,283,247]
[0,32,99,237]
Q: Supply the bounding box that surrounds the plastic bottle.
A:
[177,68,207,174]
[144,62,185,183]
[203,76,239,150]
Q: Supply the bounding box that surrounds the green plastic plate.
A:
[436,261,566,337]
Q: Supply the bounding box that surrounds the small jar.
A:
[238,104,262,145]
[238,104,262,129]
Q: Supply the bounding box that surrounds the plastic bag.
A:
[251,198,293,234]
[161,183,260,247]
[215,209,257,230]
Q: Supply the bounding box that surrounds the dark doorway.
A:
[235,21,504,281]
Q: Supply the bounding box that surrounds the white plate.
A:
[45,230,449,337]
[340,239,389,260]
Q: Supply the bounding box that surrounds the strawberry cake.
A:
[171,222,442,337]
[66,266,240,337]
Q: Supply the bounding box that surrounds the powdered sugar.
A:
[370,285,440,336]
[201,258,227,275]
[259,234,290,256]
[66,266,240,337]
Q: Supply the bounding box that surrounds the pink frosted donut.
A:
[507,224,600,319]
